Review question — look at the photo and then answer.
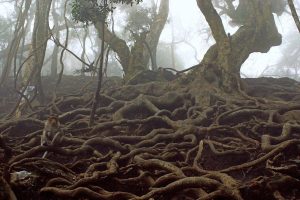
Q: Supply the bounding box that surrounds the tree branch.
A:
[93,21,130,73]
[288,0,300,33]
[196,0,227,45]
[145,0,169,69]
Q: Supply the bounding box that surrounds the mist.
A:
[1,1,300,200]
[1,0,299,78]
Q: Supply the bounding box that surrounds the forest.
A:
[0,0,300,199]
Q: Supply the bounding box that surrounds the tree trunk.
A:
[50,0,60,78]
[144,0,169,70]
[90,0,169,80]
[31,0,52,104]
[89,4,107,126]
[0,0,32,87]
[288,0,300,33]
[93,20,130,74]
[50,42,59,78]
[80,28,88,76]
[170,13,176,69]
[195,0,282,91]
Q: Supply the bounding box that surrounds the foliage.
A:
[71,0,112,25]
[110,0,142,5]
[124,6,155,34]
[71,0,143,25]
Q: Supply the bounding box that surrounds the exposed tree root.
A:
[0,76,300,199]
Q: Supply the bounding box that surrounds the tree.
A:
[3,1,300,199]
[50,0,60,78]
[0,16,13,75]
[71,0,169,81]
[288,0,300,33]
[0,16,13,51]
[192,0,283,94]
[31,0,52,104]
[0,0,32,86]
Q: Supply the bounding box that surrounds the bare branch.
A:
[288,0,300,33]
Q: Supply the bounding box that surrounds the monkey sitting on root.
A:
[41,115,64,158]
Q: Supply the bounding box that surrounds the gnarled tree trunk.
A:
[194,0,282,92]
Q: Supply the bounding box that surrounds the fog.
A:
[0,0,300,78]
[166,0,300,78]
[2,2,300,198]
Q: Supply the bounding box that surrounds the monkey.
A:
[41,116,63,158]
[41,116,60,146]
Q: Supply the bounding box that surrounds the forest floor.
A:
[0,75,300,200]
